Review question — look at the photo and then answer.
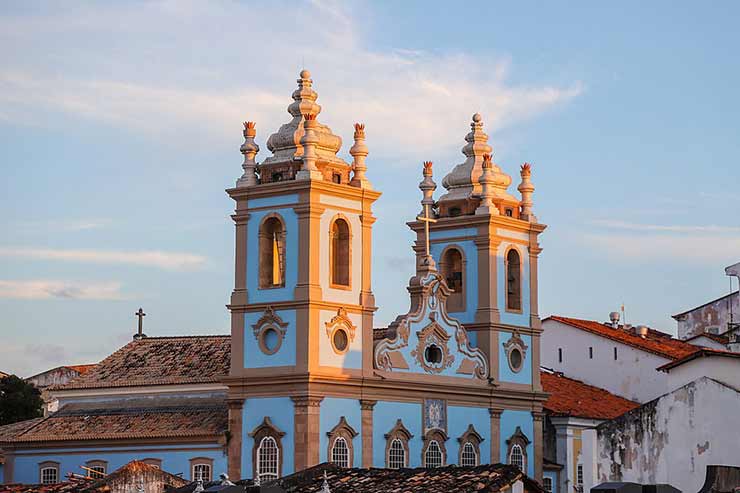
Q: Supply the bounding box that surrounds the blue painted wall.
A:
[242,397,294,479]
[248,195,299,210]
[9,443,225,484]
[498,332,533,385]
[500,409,535,478]
[246,205,299,304]
[0,463,4,483]
[319,398,362,467]
[430,239,478,325]
[372,401,422,468]
[447,405,490,465]
[243,309,296,368]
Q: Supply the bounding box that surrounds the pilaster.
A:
[489,407,503,463]
[360,399,377,467]
[227,399,244,479]
[532,410,545,481]
[292,395,323,470]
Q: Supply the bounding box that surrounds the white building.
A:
[541,315,698,403]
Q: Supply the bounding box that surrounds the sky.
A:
[2,1,739,377]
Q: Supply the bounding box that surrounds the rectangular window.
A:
[543,477,553,493]
[614,347,618,360]
[41,467,58,484]
[558,348,562,363]
[589,347,593,359]
[577,464,584,485]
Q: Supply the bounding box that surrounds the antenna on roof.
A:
[621,303,627,329]
[133,308,147,340]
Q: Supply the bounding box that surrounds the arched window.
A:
[259,216,286,289]
[509,444,523,469]
[189,457,213,482]
[506,248,522,311]
[441,247,464,312]
[388,439,405,469]
[385,419,413,469]
[506,426,530,472]
[424,440,443,468]
[85,460,107,479]
[257,436,279,481]
[39,462,59,484]
[331,437,349,467]
[326,416,358,468]
[330,217,351,287]
[249,416,285,482]
[457,424,483,467]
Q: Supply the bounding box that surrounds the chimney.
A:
[636,325,649,338]
[608,311,620,329]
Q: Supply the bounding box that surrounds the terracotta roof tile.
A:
[541,370,639,420]
[657,347,740,372]
[53,335,230,390]
[545,316,698,360]
[64,364,96,375]
[2,402,227,443]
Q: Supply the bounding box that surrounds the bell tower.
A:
[224,70,381,478]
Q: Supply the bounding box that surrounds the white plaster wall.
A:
[686,335,728,350]
[318,201,363,306]
[592,377,740,492]
[666,357,740,392]
[541,320,671,403]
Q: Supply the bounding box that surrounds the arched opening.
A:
[460,442,477,467]
[259,216,285,289]
[331,437,350,467]
[424,440,443,468]
[506,248,521,311]
[257,436,279,481]
[509,443,523,469]
[331,218,351,287]
[441,247,464,312]
[388,438,405,469]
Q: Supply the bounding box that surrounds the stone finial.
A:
[296,113,322,180]
[350,123,372,189]
[475,154,499,216]
[419,160,436,216]
[289,69,321,119]
[237,121,259,187]
[518,163,535,221]
[439,113,493,200]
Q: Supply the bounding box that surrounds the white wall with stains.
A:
[583,377,740,493]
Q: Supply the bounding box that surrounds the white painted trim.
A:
[50,383,228,400]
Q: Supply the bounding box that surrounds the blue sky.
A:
[2,1,739,376]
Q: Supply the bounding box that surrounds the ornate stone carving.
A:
[411,322,454,374]
[502,331,528,373]
[325,307,356,354]
[251,306,288,355]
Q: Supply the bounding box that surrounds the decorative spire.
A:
[518,163,536,222]
[320,471,331,493]
[236,121,259,187]
[475,154,499,216]
[419,160,436,216]
[439,113,492,201]
[349,123,372,189]
[262,70,347,172]
[296,113,322,180]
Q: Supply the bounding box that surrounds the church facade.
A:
[224,70,547,482]
[0,69,547,485]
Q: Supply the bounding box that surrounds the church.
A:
[0,70,547,485]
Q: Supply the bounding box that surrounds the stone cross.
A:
[416,202,437,259]
[134,308,146,339]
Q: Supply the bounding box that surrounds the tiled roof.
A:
[657,347,740,372]
[685,332,730,345]
[1,400,227,443]
[245,462,544,493]
[541,370,639,420]
[64,364,96,375]
[53,335,230,390]
[545,316,698,360]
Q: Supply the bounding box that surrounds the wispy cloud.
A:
[0,280,124,300]
[0,1,583,162]
[14,218,113,234]
[591,219,740,234]
[582,233,740,263]
[0,248,206,271]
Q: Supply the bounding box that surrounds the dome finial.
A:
[350,123,372,189]
[236,121,259,187]
[518,163,536,222]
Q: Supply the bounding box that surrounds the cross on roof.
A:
[416,202,437,260]
[134,307,146,340]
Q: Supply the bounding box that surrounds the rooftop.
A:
[671,290,739,319]
[545,315,698,360]
[52,335,230,390]
[657,347,740,372]
[0,399,227,444]
[541,369,640,420]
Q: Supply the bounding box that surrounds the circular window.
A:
[332,329,349,353]
[509,347,523,372]
[259,326,282,355]
[425,344,443,365]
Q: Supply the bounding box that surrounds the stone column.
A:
[360,399,377,467]
[489,407,503,463]
[292,396,323,470]
[532,411,545,482]
[227,399,244,480]
[229,211,250,372]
